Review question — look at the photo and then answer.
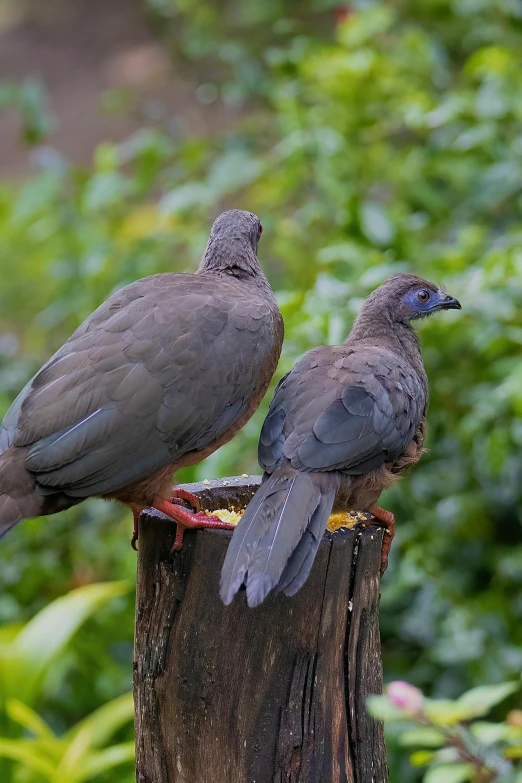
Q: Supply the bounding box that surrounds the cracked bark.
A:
[134,477,388,783]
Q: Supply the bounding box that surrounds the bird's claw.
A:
[171,511,234,551]
[368,504,395,575]
[169,488,201,512]
[131,507,144,551]
[152,499,234,552]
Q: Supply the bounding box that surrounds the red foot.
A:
[169,488,200,512]
[369,505,395,575]
[153,498,235,551]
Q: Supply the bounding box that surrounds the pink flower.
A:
[387,681,424,715]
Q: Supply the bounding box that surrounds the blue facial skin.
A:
[403,288,462,319]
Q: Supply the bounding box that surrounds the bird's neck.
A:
[198,237,264,283]
[346,311,425,376]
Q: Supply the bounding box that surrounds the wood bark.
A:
[134,476,388,783]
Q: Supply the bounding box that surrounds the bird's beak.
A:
[437,293,462,311]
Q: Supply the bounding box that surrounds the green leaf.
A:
[160,182,210,214]
[366,694,405,721]
[359,201,395,247]
[1,581,131,704]
[0,625,23,646]
[424,763,474,783]
[424,699,473,726]
[83,172,133,212]
[0,694,134,783]
[470,720,513,745]
[410,750,435,767]
[94,143,118,172]
[400,728,445,748]
[6,700,56,741]
[457,682,519,718]
[17,78,55,144]
[505,746,522,759]
[72,742,135,783]
[59,693,134,776]
[0,738,56,780]
[340,4,395,47]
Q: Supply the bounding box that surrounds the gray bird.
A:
[221,273,461,607]
[0,210,283,548]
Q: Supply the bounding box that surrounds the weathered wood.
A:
[134,477,388,783]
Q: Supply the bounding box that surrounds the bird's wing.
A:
[259,345,425,475]
[0,278,153,454]
[5,274,278,497]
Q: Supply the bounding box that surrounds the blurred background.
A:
[0,0,521,781]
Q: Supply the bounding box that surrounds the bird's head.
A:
[368,273,461,325]
[200,209,265,279]
[209,210,263,253]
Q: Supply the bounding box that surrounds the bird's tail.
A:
[0,493,37,538]
[220,465,339,607]
[0,445,43,538]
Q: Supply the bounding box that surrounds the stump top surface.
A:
[141,475,375,536]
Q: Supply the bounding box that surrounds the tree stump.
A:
[134,476,388,783]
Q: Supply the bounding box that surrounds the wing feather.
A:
[259,345,426,476]
[2,274,279,497]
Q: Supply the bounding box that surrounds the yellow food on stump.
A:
[325,511,368,531]
[204,508,243,526]
[205,508,367,532]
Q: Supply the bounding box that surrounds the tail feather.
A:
[276,486,337,597]
[0,492,41,538]
[219,473,283,603]
[245,473,319,607]
[0,444,44,537]
[220,465,338,607]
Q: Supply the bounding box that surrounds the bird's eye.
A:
[417,289,430,303]
[258,223,263,236]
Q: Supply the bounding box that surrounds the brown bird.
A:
[0,210,283,548]
[221,274,461,607]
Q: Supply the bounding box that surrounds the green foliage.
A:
[0,694,134,783]
[145,0,337,99]
[1,1,522,780]
[0,80,55,145]
[0,583,132,782]
[0,581,130,705]
[369,679,522,782]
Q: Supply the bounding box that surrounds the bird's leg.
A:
[169,488,201,512]
[152,498,235,551]
[131,506,145,551]
[369,504,395,575]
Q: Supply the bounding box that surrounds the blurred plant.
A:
[0,582,131,782]
[0,79,55,145]
[145,0,336,100]
[369,680,522,783]
[0,694,134,783]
